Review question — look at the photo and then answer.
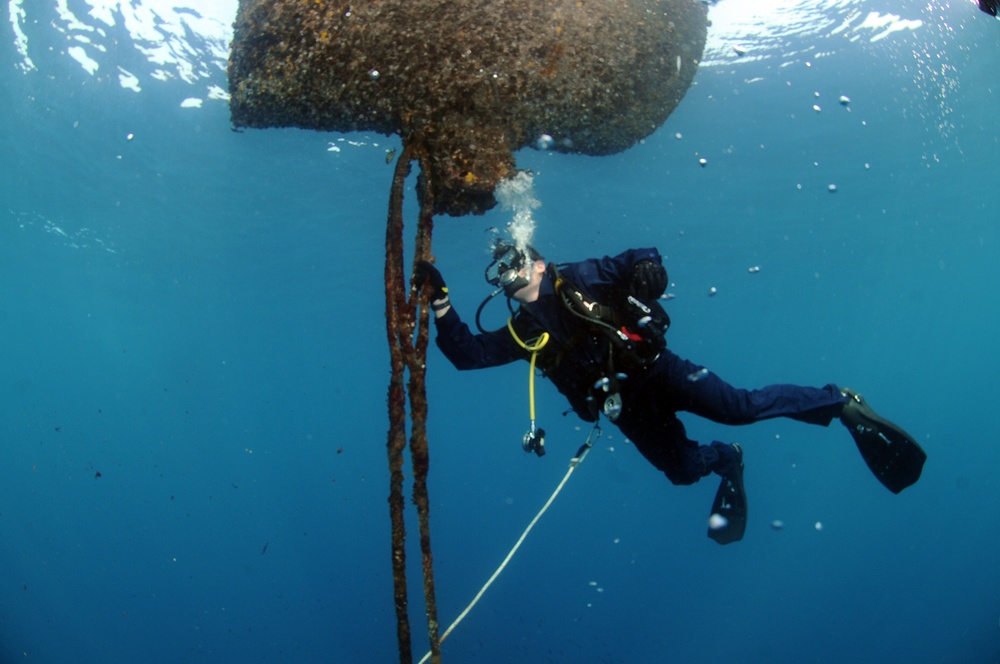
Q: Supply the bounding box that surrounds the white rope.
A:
[417,425,600,664]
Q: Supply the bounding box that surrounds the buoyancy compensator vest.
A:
[543,264,670,421]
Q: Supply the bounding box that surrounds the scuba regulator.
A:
[523,423,546,457]
[506,319,549,457]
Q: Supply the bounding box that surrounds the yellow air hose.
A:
[506,318,549,428]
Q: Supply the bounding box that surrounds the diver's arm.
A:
[431,297,450,318]
[562,248,663,299]
[434,306,525,370]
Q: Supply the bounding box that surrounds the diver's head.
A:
[485,241,545,300]
[506,258,546,302]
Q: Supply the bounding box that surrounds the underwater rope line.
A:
[416,423,601,664]
[385,143,442,664]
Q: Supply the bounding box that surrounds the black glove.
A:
[625,295,670,341]
[630,260,667,300]
[414,260,449,301]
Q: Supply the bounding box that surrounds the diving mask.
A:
[485,242,533,295]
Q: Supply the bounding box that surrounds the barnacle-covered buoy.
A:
[229,0,709,216]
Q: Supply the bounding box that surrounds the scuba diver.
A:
[414,242,926,544]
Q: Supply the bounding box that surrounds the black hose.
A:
[474,287,506,333]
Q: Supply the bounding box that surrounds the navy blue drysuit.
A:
[434,248,848,485]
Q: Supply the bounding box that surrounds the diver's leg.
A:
[615,408,740,484]
[616,396,749,543]
[639,352,925,492]
[645,350,846,426]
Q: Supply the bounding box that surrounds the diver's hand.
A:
[640,314,669,342]
[625,295,670,343]
[414,260,449,301]
[630,260,667,300]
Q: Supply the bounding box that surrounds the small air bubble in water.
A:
[687,368,709,382]
[536,134,554,150]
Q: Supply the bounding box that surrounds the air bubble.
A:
[708,514,728,530]
[687,368,709,382]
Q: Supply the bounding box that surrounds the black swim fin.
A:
[840,389,926,494]
[707,443,747,545]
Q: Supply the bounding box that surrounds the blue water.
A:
[2,1,999,662]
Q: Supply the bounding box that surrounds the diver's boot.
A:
[839,389,926,494]
[707,443,747,545]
